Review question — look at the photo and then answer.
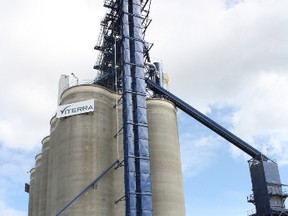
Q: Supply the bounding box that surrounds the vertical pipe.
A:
[112,93,125,216]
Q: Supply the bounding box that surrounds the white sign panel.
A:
[57,99,94,118]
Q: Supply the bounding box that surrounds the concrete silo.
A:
[28,84,185,216]
[48,85,117,216]
[147,99,185,216]
[33,154,42,216]
[28,168,35,216]
[38,136,50,216]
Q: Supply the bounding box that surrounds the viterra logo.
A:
[60,105,93,115]
[57,99,94,118]
[60,105,71,114]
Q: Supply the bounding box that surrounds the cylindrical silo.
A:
[38,136,50,216]
[45,116,57,216]
[110,97,186,216]
[48,85,118,216]
[30,84,186,216]
[28,168,35,216]
[33,153,42,216]
[147,99,186,216]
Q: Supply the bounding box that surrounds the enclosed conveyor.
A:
[146,78,288,216]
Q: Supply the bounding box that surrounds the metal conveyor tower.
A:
[92,1,288,215]
[93,0,153,215]
[146,79,288,216]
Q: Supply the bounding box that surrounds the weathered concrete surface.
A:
[28,168,35,216]
[38,136,49,216]
[33,154,42,216]
[147,99,186,216]
[28,85,185,216]
[49,85,116,216]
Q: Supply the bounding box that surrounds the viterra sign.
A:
[56,99,94,118]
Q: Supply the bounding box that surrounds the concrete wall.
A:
[28,168,35,216]
[49,85,116,216]
[28,85,185,216]
[33,154,42,216]
[147,99,186,216]
[38,136,50,216]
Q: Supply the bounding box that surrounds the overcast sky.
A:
[1,0,288,215]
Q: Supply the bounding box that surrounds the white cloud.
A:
[232,73,288,136]
[148,0,288,164]
[180,134,222,178]
[150,0,288,107]
[0,146,33,216]
[0,201,26,216]
[0,147,34,183]
[0,0,105,150]
[1,0,288,214]
[1,0,286,154]
[228,72,288,161]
